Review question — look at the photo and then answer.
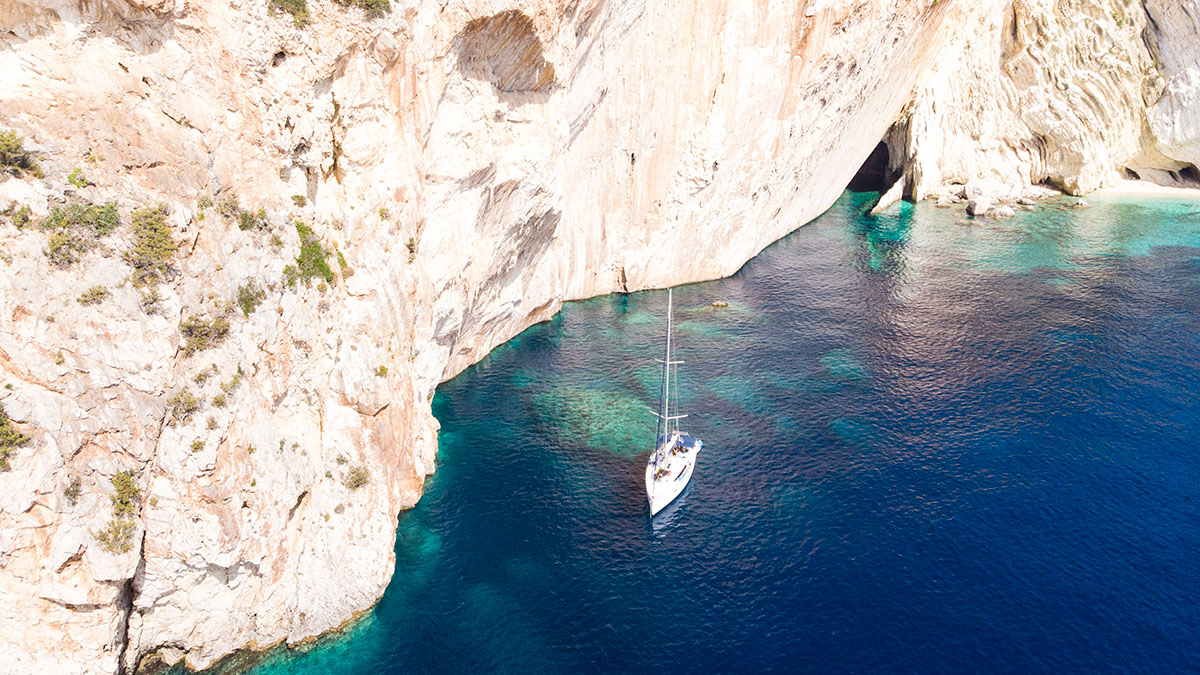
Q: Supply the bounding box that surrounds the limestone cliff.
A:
[884,0,1200,200]
[0,0,1196,673]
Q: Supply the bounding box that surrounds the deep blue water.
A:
[247,192,1200,673]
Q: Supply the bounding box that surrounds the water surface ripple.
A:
[246,192,1200,674]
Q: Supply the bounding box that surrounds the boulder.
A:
[995,205,1016,218]
[869,178,905,215]
[966,196,994,217]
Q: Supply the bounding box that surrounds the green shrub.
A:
[67,167,90,188]
[405,237,416,263]
[179,315,231,355]
[94,516,136,553]
[13,204,31,228]
[93,470,140,553]
[110,470,140,516]
[374,365,388,376]
[45,231,88,267]
[40,201,120,267]
[126,204,177,286]
[191,439,204,452]
[167,388,201,423]
[2,203,32,228]
[220,365,244,395]
[215,194,270,231]
[197,195,214,211]
[270,0,310,26]
[64,477,81,505]
[284,222,334,287]
[77,285,109,306]
[291,194,307,207]
[236,281,266,317]
[0,403,31,471]
[238,207,268,231]
[212,393,226,408]
[0,130,43,179]
[343,465,369,489]
[42,201,119,237]
[140,286,163,314]
[336,0,389,17]
[336,250,353,278]
[217,194,240,220]
[378,207,390,220]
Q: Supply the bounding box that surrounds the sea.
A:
[235,191,1200,673]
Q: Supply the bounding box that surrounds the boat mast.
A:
[655,289,673,448]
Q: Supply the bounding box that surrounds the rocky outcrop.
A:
[0,0,1198,673]
[1144,0,1200,177]
[884,0,1200,200]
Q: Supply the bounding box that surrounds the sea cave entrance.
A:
[846,141,893,193]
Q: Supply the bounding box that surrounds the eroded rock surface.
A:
[0,0,1197,673]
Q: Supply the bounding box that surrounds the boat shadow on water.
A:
[649,481,694,535]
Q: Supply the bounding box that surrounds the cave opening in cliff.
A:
[847,141,892,193]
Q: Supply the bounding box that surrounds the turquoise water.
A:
[229,192,1200,673]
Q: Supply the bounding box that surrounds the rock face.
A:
[888,0,1200,199]
[0,0,1197,673]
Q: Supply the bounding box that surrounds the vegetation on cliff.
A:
[40,201,119,268]
[284,221,334,287]
[336,0,389,18]
[126,204,177,287]
[0,404,31,471]
[0,130,43,179]
[93,470,140,553]
[179,315,232,355]
[269,0,310,26]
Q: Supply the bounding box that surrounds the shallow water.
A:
[242,192,1200,673]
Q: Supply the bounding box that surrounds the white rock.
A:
[967,197,994,216]
[869,178,905,215]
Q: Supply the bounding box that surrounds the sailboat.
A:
[645,288,703,517]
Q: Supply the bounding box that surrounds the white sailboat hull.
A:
[645,433,701,516]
